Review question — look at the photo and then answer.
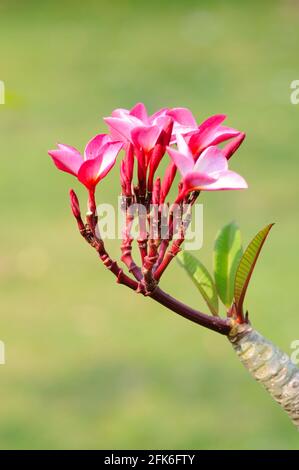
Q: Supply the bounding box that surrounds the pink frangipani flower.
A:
[105,103,241,159]
[167,134,247,200]
[166,107,241,154]
[104,102,172,155]
[48,134,123,190]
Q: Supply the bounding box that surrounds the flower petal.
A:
[130,102,148,123]
[78,142,123,188]
[104,117,138,143]
[78,156,104,189]
[167,107,197,127]
[99,142,123,178]
[111,108,130,118]
[198,114,226,133]
[153,114,172,132]
[176,133,194,159]
[131,125,161,153]
[84,134,111,160]
[48,144,83,176]
[198,170,248,191]
[149,107,169,124]
[194,146,228,174]
[188,114,227,154]
[167,146,194,177]
[156,116,173,146]
[208,126,240,147]
[183,172,217,192]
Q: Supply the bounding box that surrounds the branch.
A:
[150,287,231,335]
[155,192,198,280]
[69,190,232,336]
[120,196,143,281]
[70,190,138,291]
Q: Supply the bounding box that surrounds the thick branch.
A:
[150,287,231,335]
[80,220,230,335]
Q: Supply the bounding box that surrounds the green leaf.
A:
[234,223,274,313]
[213,222,243,308]
[177,251,219,316]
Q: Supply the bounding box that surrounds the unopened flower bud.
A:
[160,162,177,203]
[152,177,161,205]
[120,160,127,194]
[69,189,81,219]
[223,132,246,160]
[125,143,134,184]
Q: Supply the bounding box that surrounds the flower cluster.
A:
[49,103,247,292]
[49,102,247,199]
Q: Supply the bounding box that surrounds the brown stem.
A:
[136,194,148,264]
[155,204,183,279]
[155,238,183,281]
[121,236,143,281]
[141,202,160,292]
[154,190,184,273]
[154,205,174,271]
[81,222,139,291]
[150,287,231,335]
[120,196,143,281]
[142,239,159,292]
[155,191,199,280]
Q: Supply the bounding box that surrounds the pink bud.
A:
[120,144,135,196]
[120,160,127,194]
[147,144,164,192]
[152,177,161,205]
[222,132,246,160]
[136,147,147,195]
[69,189,81,219]
[147,118,174,192]
[160,162,177,203]
[125,143,134,184]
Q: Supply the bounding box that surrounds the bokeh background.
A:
[0,0,299,450]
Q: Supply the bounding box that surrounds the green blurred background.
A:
[0,0,299,450]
